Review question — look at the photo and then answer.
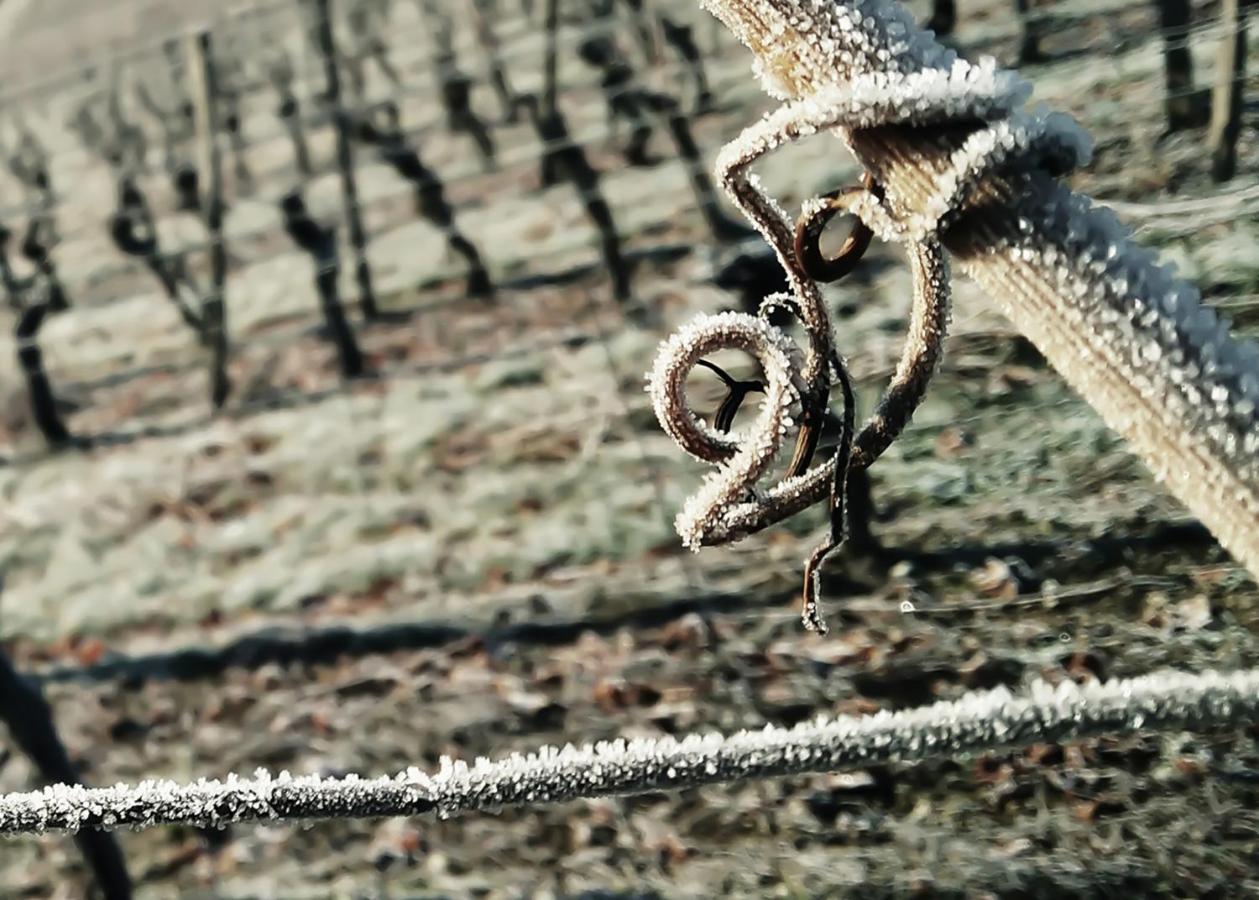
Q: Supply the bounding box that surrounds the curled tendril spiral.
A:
[647,53,1094,634]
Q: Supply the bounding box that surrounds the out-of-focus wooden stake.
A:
[186,27,233,409]
[1208,0,1249,182]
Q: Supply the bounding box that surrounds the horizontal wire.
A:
[2,0,1228,159]
[0,321,603,469]
[0,0,1244,228]
[2,665,1258,834]
[12,39,737,189]
[0,137,742,350]
[3,16,1244,233]
[0,0,712,109]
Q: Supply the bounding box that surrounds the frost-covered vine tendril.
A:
[4,666,1259,836]
[689,0,1259,595]
[648,22,1093,633]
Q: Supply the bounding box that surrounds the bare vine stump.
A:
[104,87,150,176]
[1208,0,1249,182]
[270,51,314,177]
[134,43,197,185]
[14,304,72,448]
[187,29,233,409]
[470,0,521,122]
[7,130,55,211]
[110,175,208,349]
[173,164,202,213]
[279,94,314,176]
[21,217,69,313]
[281,190,367,378]
[347,0,400,92]
[0,648,131,896]
[0,222,74,448]
[620,0,660,65]
[572,39,753,243]
[428,4,496,171]
[537,0,567,188]
[576,40,747,241]
[577,37,660,167]
[356,103,495,300]
[660,17,715,114]
[314,0,380,321]
[543,0,561,117]
[647,94,756,243]
[135,86,191,180]
[221,94,254,195]
[521,93,634,305]
[439,69,497,171]
[68,103,109,159]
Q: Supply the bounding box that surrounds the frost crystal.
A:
[649,0,1119,626]
[4,667,1259,835]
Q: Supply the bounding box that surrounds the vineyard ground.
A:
[2,0,1259,895]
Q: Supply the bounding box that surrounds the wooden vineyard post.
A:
[1208,0,1249,182]
[186,27,233,409]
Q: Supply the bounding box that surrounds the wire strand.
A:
[0,664,1256,835]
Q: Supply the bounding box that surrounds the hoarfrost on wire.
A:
[3,667,1259,835]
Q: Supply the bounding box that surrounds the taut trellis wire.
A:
[2,666,1258,835]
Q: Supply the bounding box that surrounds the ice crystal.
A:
[4,667,1259,834]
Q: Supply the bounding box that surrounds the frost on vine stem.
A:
[646,4,1094,632]
[4,666,1259,835]
[695,0,1259,580]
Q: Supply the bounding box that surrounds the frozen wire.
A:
[1,664,1258,834]
[1,4,1246,214]
[0,31,748,221]
[0,0,720,110]
[11,39,745,205]
[0,151,734,356]
[5,25,1247,226]
[0,323,601,470]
